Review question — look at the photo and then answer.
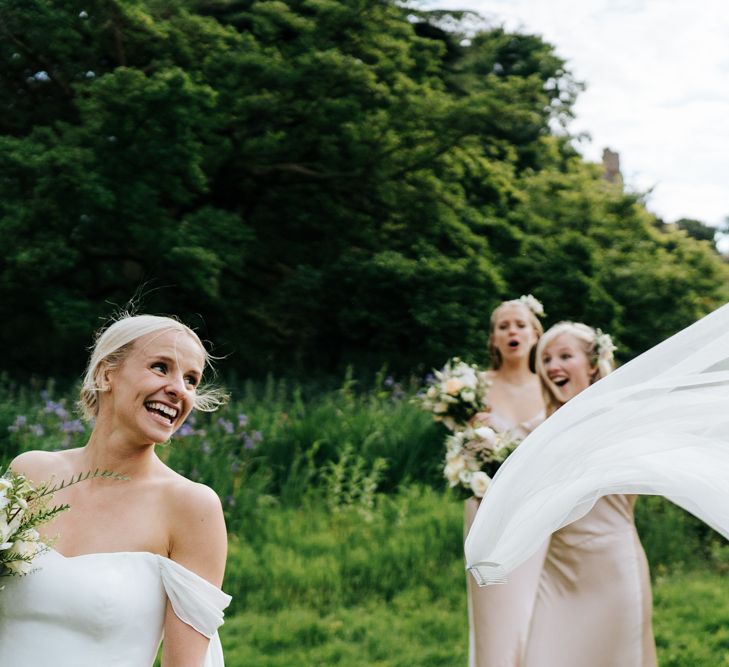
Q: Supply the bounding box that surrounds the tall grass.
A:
[5,375,729,666]
[2,373,727,573]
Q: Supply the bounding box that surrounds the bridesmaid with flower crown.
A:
[464,296,547,667]
[521,322,656,667]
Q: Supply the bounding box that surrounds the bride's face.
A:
[101,330,205,444]
[541,333,595,403]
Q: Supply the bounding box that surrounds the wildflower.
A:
[61,420,85,434]
[217,418,234,435]
[177,423,195,437]
[44,401,68,419]
[8,415,27,432]
[237,414,249,427]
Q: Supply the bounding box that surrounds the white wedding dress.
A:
[0,548,232,666]
[465,302,729,585]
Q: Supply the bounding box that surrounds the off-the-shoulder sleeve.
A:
[158,557,233,667]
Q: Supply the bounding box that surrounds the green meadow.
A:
[2,375,728,666]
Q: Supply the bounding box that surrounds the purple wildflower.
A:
[8,415,27,432]
[29,424,45,437]
[391,384,405,401]
[44,400,69,419]
[61,419,85,434]
[177,423,195,437]
[217,418,234,435]
[237,413,249,427]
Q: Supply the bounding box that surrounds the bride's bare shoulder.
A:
[11,449,80,485]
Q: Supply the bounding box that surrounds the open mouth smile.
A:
[144,401,179,425]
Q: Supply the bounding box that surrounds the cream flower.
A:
[4,558,33,576]
[474,426,498,447]
[444,456,466,486]
[594,329,617,361]
[445,378,465,395]
[457,367,478,390]
[519,294,545,317]
[470,471,491,498]
[461,389,476,404]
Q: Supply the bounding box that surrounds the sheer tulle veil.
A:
[465,302,729,586]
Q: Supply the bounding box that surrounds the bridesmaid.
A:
[523,322,656,667]
[466,296,547,667]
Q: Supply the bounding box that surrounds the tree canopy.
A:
[1,0,727,378]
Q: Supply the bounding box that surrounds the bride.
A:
[0,314,232,667]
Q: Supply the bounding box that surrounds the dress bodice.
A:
[0,549,231,667]
[488,409,546,440]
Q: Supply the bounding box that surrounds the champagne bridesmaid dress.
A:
[523,494,655,667]
[465,410,547,667]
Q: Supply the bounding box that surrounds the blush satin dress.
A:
[464,409,546,667]
[523,494,656,667]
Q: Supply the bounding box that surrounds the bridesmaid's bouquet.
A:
[444,426,520,498]
[0,468,124,577]
[415,358,491,431]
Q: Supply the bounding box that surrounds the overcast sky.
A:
[424,0,729,231]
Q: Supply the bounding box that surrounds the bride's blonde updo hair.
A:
[536,321,616,415]
[78,314,228,421]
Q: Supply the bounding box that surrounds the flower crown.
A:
[518,294,545,318]
[594,328,617,362]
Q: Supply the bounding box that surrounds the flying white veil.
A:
[465,302,729,586]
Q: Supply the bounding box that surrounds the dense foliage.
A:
[1,0,727,379]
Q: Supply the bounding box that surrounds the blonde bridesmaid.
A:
[523,322,656,667]
[465,296,547,667]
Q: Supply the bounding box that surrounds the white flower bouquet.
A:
[444,426,520,498]
[1,468,124,577]
[415,358,491,431]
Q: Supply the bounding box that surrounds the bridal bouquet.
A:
[0,468,123,577]
[415,358,491,431]
[444,426,520,498]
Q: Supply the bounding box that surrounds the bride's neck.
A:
[81,430,158,477]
